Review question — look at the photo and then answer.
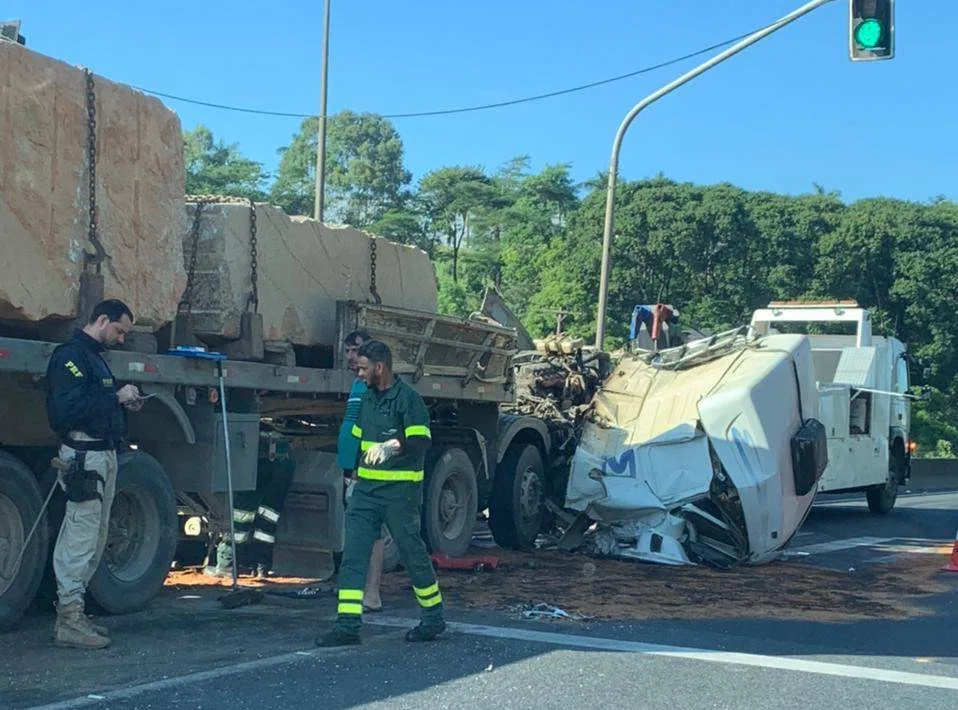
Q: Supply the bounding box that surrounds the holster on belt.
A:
[57,451,105,503]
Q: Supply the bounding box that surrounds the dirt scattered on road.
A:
[384,548,953,622]
[164,548,954,623]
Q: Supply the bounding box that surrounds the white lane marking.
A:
[22,650,316,710]
[367,616,958,692]
[24,611,958,709]
[781,536,894,556]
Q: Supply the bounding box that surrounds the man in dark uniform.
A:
[45,299,143,649]
[316,340,445,646]
[204,431,296,579]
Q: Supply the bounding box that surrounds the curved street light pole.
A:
[594,0,835,350]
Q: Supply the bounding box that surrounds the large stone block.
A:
[182,200,438,347]
[0,43,186,327]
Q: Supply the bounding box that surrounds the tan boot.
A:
[53,601,110,649]
[88,617,109,636]
[53,607,109,638]
[82,613,109,637]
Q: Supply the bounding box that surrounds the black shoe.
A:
[404,621,446,642]
[315,628,361,648]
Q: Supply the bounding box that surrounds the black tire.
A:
[866,449,903,515]
[489,443,546,550]
[0,451,50,631]
[88,451,177,615]
[422,447,478,557]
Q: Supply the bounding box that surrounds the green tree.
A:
[183,125,268,200]
[270,111,412,226]
[369,208,429,252]
[747,191,843,302]
[911,385,958,458]
[495,159,579,323]
[418,166,503,283]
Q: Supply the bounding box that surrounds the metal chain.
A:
[369,238,382,304]
[83,69,106,273]
[178,203,204,316]
[247,199,259,312]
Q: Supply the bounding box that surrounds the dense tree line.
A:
[183,117,958,458]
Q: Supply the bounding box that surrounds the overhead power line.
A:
[134,22,773,120]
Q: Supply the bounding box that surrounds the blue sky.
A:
[7,1,954,203]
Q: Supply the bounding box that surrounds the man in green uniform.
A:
[316,340,445,646]
[336,329,386,612]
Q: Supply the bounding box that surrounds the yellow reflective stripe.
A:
[233,509,256,523]
[360,440,377,451]
[415,582,442,608]
[357,467,424,482]
[338,589,363,601]
[351,424,362,438]
[337,603,363,615]
[256,505,280,523]
[414,583,439,599]
[405,425,432,439]
[418,593,443,608]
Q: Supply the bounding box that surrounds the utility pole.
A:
[313,0,331,222]
[594,0,836,350]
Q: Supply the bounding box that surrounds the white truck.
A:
[750,301,912,514]
[561,326,827,567]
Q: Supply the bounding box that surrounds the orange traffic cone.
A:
[942,529,958,572]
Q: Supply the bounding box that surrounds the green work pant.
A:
[335,480,443,633]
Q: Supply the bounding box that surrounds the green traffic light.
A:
[855,18,884,49]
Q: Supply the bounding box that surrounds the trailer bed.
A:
[0,334,515,404]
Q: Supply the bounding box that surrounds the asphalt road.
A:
[3,484,957,710]
[788,477,958,570]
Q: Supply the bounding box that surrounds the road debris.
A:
[516,602,594,622]
[503,343,604,427]
[431,553,501,572]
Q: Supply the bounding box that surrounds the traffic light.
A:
[849,0,894,61]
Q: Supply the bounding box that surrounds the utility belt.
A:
[60,434,120,452]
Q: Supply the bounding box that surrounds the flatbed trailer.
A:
[0,302,561,630]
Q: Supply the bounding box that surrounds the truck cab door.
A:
[893,351,911,433]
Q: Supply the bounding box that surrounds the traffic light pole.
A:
[594,0,836,350]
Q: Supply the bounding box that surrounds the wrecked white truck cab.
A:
[563,328,827,567]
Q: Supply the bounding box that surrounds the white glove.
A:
[364,439,401,466]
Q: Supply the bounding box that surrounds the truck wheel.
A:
[489,443,546,550]
[0,452,50,631]
[88,452,177,614]
[422,447,478,557]
[866,450,903,515]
